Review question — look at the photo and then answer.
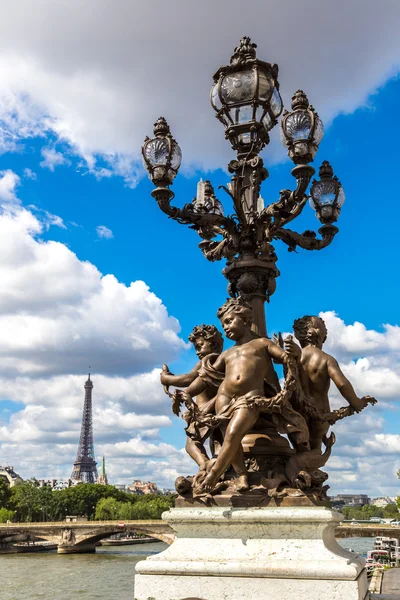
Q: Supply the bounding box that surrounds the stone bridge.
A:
[0,520,175,553]
[1,521,398,554]
[335,525,400,540]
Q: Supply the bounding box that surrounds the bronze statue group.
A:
[161,297,376,503]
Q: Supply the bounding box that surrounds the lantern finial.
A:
[230,37,257,65]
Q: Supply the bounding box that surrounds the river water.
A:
[1,538,373,600]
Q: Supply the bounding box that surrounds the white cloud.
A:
[0,169,190,485]
[40,146,70,171]
[0,201,185,377]
[0,1,398,180]
[316,311,400,404]
[0,169,20,202]
[96,225,113,239]
[322,311,400,358]
[23,168,36,180]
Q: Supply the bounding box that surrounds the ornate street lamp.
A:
[142,117,182,188]
[310,161,345,224]
[142,37,344,336]
[210,36,282,156]
[280,90,324,165]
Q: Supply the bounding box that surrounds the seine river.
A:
[1,539,373,600]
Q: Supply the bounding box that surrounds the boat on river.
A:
[100,536,158,546]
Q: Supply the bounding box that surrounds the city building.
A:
[158,487,175,495]
[331,494,371,507]
[371,496,396,508]
[0,465,23,487]
[127,480,159,495]
[37,479,72,490]
[114,484,127,492]
[65,515,88,523]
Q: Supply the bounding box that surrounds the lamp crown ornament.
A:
[230,36,257,65]
[291,89,309,110]
[153,116,170,137]
[319,160,334,179]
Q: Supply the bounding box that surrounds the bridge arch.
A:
[72,525,173,547]
[0,521,175,551]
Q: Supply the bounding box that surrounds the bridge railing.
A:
[0,519,165,527]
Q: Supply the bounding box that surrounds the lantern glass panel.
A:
[256,106,265,121]
[270,88,283,117]
[280,121,288,146]
[337,186,345,207]
[143,138,170,167]
[285,111,312,141]
[238,132,251,144]
[211,84,222,110]
[170,143,182,170]
[263,112,272,132]
[229,105,253,125]
[220,69,256,104]
[258,72,273,101]
[313,115,324,145]
[312,181,336,205]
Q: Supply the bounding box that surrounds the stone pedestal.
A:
[57,542,96,554]
[134,506,369,600]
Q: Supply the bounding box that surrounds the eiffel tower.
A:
[71,374,98,483]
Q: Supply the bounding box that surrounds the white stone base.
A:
[134,506,369,600]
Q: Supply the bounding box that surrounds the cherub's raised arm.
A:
[160,361,201,388]
[266,339,288,364]
[185,375,208,398]
[327,356,367,410]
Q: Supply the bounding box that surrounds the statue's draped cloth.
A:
[184,355,309,446]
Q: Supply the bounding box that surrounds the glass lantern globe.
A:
[142,117,182,187]
[211,37,282,156]
[310,161,345,224]
[281,90,324,164]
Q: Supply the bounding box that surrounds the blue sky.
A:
[0,0,399,497]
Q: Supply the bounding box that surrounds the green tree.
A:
[95,497,123,520]
[383,504,399,518]
[7,482,174,523]
[128,496,174,520]
[0,478,11,507]
[0,507,15,523]
[9,480,43,521]
[52,484,136,520]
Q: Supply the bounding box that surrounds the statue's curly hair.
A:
[293,315,327,347]
[188,324,223,353]
[216,297,252,322]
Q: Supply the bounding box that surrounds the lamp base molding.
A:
[134,506,369,600]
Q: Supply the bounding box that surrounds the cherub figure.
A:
[160,324,223,471]
[178,298,308,494]
[293,315,377,451]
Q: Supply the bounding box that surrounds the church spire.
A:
[97,455,109,486]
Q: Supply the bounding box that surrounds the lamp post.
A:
[142,37,344,336]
